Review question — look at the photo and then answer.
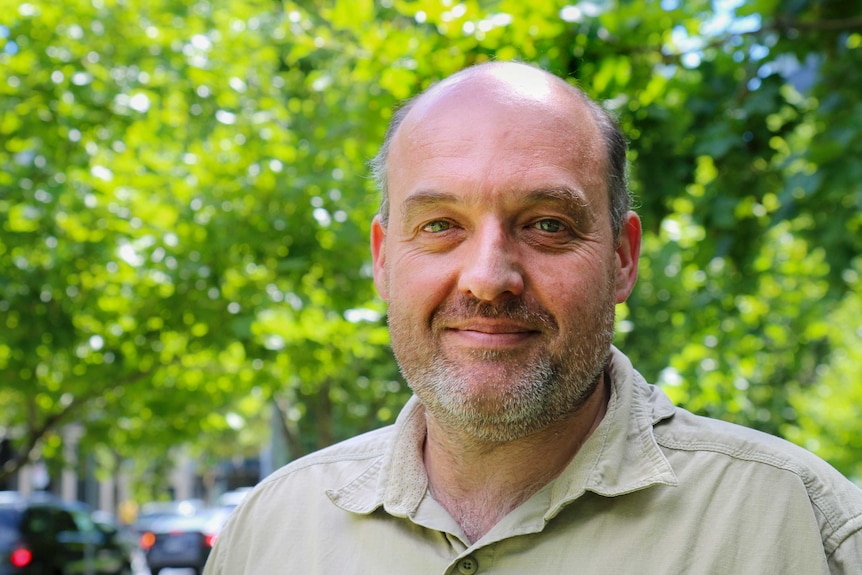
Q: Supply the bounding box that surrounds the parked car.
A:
[132,499,204,537]
[141,507,232,575]
[0,491,134,575]
[91,511,148,574]
[214,487,252,511]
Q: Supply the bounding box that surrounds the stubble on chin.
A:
[388,292,616,443]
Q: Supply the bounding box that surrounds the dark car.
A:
[141,507,231,575]
[0,491,133,575]
[132,499,204,539]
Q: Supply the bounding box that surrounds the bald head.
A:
[370,61,631,238]
[407,61,577,113]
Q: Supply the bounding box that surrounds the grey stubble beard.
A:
[388,283,617,443]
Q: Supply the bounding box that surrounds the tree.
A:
[1,0,860,489]
[0,0,402,488]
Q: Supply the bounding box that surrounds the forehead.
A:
[387,68,608,213]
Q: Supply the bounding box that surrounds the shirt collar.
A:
[545,347,678,520]
[327,346,678,518]
[326,395,427,516]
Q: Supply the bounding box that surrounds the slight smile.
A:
[444,321,542,349]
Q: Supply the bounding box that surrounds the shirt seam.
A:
[656,436,856,550]
[656,437,806,472]
[824,510,862,560]
[257,450,386,488]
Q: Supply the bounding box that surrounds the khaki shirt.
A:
[205,348,862,574]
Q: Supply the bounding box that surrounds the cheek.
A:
[534,252,611,294]
[530,256,617,320]
[386,254,456,314]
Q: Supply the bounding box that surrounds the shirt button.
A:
[457,556,479,574]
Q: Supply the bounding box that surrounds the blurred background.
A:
[1,0,860,539]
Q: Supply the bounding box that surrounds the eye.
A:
[422,220,452,233]
[532,219,565,233]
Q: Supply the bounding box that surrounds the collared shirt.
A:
[204,348,862,574]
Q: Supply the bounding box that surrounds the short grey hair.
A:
[369,65,632,239]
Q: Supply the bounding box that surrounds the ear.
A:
[370,215,389,301]
[614,211,641,303]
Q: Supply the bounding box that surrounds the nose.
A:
[457,222,525,302]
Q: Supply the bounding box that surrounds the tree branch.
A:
[1,402,79,483]
[0,368,155,484]
[774,16,862,32]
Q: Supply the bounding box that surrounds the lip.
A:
[443,320,541,348]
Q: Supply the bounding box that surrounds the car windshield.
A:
[151,507,232,534]
[139,500,200,519]
[0,508,22,547]
[197,508,233,531]
[135,499,203,532]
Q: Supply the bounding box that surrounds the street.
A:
[131,550,199,575]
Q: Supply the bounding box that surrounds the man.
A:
[204,62,862,573]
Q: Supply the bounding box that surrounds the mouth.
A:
[447,318,539,333]
[432,295,556,351]
[443,320,542,349]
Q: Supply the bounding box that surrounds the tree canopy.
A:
[1,0,860,492]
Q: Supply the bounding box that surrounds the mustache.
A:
[432,295,558,332]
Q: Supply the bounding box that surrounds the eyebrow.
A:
[400,190,459,223]
[398,186,596,225]
[523,187,592,212]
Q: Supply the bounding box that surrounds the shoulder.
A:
[204,425,398,574]
[219,424,395,531]
[626,360,848,482]
[231,424,397,515]
[218,424,395,527]
[655,401,862,550]
[260,424,394,485]
[656,404,841,478]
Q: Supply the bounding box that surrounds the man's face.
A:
[371,69,640,442]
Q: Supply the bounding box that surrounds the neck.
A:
[423,374,610,543]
